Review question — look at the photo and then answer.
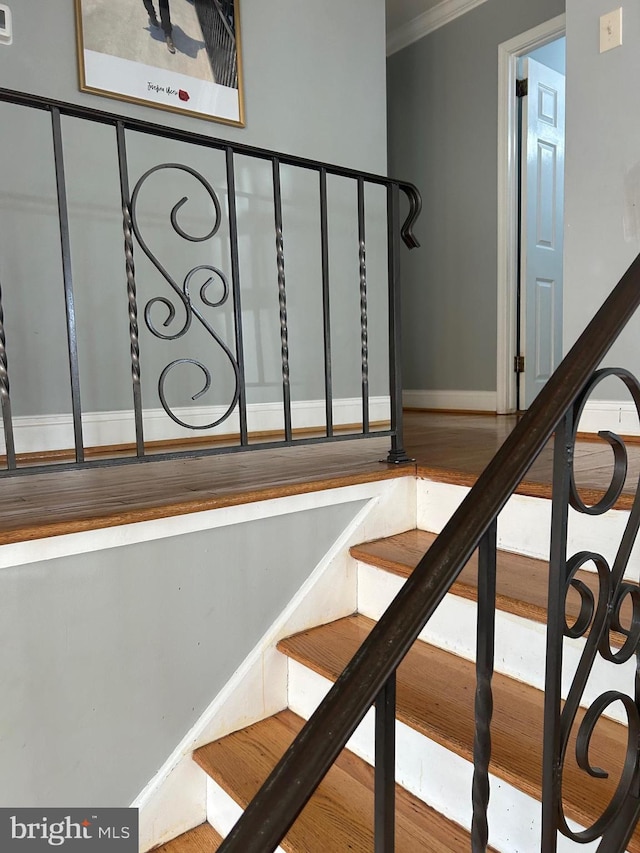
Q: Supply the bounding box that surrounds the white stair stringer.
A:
[357,561,635,725]
[285,658,599,853]
[133,476,417,852]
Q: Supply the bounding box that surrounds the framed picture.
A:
[75,0,244,126]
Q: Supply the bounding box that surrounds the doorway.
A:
[496,15,566,414]
[517,40,566,409]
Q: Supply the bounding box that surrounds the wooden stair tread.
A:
[351,529,630,647]
[278,614,639,851]
[194,709,496,852]
[152,823,222,852]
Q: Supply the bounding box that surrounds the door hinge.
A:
[516,78,528,98]
[514,355,525,374]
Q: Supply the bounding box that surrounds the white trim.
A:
[386,0,491,56]
[576,400,640,437]
[0,479,406,569]
[1,396,390,455]
[496,15,566,414]
[402,389,496,411]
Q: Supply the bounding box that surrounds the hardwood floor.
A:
[0,410,637,544]
[405,411,640,508]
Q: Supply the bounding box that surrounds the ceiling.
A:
[385,0,444,33]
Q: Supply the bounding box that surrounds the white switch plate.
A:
[0,4,12,46]
[600,7,622,53]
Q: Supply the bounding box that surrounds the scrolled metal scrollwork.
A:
[129,164,239,430]
[552,367,640,845]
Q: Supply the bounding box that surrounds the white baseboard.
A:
[1,396,390,455]
[403,389,496,412]
[576,400,640,436]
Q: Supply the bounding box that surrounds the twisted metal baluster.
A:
[357,178,369,433]
[116,122,144,456]
[272,158,292,442]
[0,281,15,469]
[472,520,497,852]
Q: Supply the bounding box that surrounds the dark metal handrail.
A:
[218,254,640,851]
[0,88,421,247]
[0,88,421,475]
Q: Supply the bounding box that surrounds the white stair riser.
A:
[357,562,634,725]
[205,777,286,852]
[286,660,598,853]
[417,479,640,578]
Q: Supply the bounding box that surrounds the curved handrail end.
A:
[398,181,422,249]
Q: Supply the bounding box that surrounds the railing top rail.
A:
[218,253,640,852]
[0,87,421,249]
[0,86,415,191]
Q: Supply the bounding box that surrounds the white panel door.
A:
[520,58,565,408]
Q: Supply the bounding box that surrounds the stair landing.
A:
[2,411,636,545]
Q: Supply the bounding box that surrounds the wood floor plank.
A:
[194,709,497,852]
[1,410,639,544]
[277,615,639,852]
[0,438,407,544]
[350,529,631,647]
[152,823,222,852]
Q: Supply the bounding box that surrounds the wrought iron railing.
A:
[0,87,421,476]
[216,253,640,851]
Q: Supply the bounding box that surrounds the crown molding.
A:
[387,0,491,56]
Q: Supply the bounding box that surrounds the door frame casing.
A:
[496,14,566,413]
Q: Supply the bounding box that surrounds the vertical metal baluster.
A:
[226,147,248,446]
[541,410,573,853]
[357,178,370,433]
[116,121,145,457]
[0,280,16,469]
[386,184,411,464]
[51,107,84,463]
[375,671,396,853]
[272,158,292,442]
[472,519,497,852]
[319,168,333,438]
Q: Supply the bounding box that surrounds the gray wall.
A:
[1,0,386,170]
[564,0,640,395]
[387,0,565,394]
[0,501,366,807]
[0,0,385,811]
[0,0,389,422]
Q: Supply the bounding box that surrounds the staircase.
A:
[149,475,639,852]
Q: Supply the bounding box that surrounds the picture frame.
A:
[75,0,244,126]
